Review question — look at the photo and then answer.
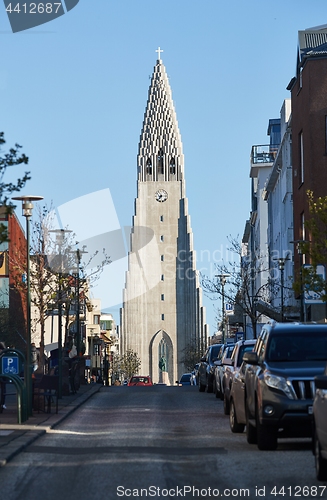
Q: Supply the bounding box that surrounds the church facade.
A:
[120,51,208,385]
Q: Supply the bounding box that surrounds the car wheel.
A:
[223,392,230,415]
[206,377,213,393]
[198,379,206,392]
[246,401,257,444]
[229,399,245,433]
[256,405,277,451]
[315,430,327,481]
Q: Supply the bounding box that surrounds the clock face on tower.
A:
[155,189,168,202]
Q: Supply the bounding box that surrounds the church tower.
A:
[120,49,208,384]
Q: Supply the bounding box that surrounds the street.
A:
[0,385,325,500]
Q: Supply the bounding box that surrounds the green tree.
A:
[296,190,327,302]
[0,132,30,243]
[111,349,141,381]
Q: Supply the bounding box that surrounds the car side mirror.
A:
[243,351,258,365]
[315,375,327,390]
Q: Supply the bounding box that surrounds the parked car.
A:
[198,344,222,393]
[127,376,153,386]
[313,366,327,480]
[229,360,248,433]
[213,344,235,399]
[222,339,256,415]
[244,321,327,450]
[177,373,192,386]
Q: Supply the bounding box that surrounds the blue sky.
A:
[1,0,327,334]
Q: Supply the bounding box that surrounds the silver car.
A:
[213,344,234,400]
[313,367,327,480]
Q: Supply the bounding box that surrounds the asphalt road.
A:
[0,385,325,500]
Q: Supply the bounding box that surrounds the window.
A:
[299,131,304,184]
[157,149,164,175]
[161,294,164,301]
[160,235,164,242]
[160,215,164,222]
[161,274,164,281]
[161,255,164,261]
[161,314,165,320]
[146,158,152,175]
[93,315,100,325]
[170,157,176,175]
[300,211,305,241]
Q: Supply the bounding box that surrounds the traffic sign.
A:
[2,356,19,375]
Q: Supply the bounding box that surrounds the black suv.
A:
[198,344,222,393]
[243,322,327,450]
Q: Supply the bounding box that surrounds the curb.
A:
[0,384,101,467]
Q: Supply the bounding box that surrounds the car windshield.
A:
[237,345,254,366]
[131,377,148,383]
[210,345,221,361]
[267,332,327,362]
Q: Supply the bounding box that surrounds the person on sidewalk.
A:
[0,342,7,410]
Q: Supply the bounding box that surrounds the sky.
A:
[1,0,327,335]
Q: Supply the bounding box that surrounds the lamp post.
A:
[216,274,230,344]
[12,195,43,416]
[49,228,72,398]
[275,257,289,322]
[290,240,309,322]
[71,245,87,356]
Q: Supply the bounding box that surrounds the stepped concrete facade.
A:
[120,51,208,384]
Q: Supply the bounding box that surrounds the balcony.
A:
[250,144,279,178]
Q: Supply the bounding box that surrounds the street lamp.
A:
[216,273,230,344]
[290,240,309,322]
[49,228,72,398]
[12,195,43,416]
[274,257,289,322]
[71,245,87,356]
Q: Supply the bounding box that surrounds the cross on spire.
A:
[156,47,163,60]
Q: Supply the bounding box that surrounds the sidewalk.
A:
[0,382,102,467]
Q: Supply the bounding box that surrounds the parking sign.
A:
[2,356,19,375]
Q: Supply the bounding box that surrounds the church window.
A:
[161,274,164,281]
[161,314,165,320]
[146,158,152,175]
[161,255,164,261]
[160,215,164,222]
[170,157,176,175]
[161,294,164,301]
[157,148,164,175]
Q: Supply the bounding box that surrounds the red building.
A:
[0,206,27,350]
[287,25,327,319]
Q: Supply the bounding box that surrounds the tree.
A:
[201,236,278,338]
[296,190,327,302]
[181,341,204,372]
[0,132,30,243]
[111,349,141,381]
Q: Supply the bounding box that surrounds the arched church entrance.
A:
[149,330,173,385]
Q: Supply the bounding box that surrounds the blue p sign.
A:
[2,356,19,375]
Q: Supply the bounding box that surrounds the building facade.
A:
[120,52,208,384]
[288,25,327,321]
